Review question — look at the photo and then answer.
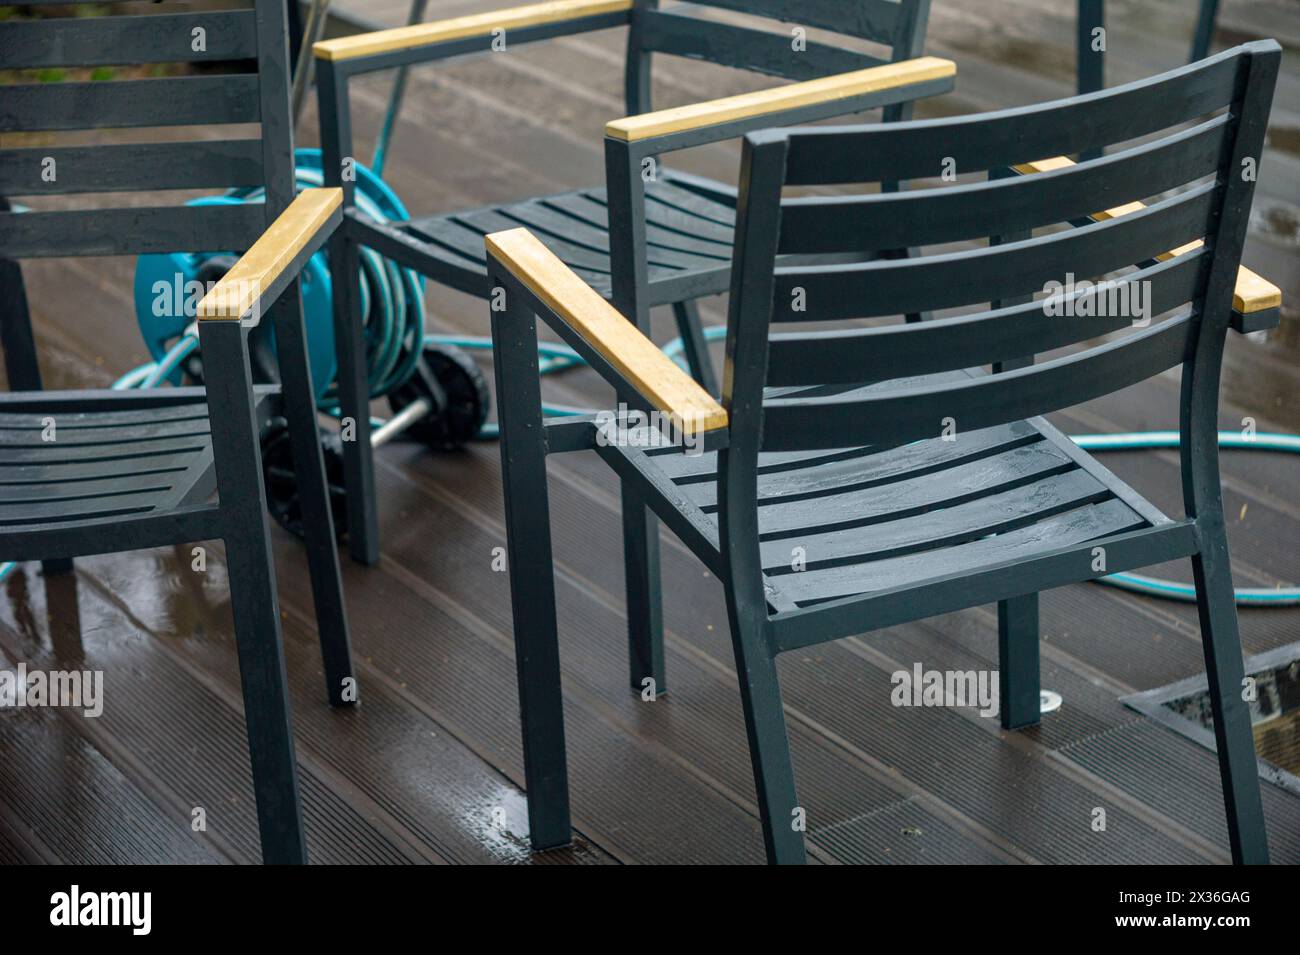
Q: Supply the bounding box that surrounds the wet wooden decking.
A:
[2,0,1299,863]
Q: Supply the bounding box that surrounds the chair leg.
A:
[0,250,71,578]
[490,272,571,851]
[271,288,356,707]
[1192,537,1269,864]
[728,618,805,864]
[671,300,719,396]
[622,483,666,697]
[0,223,42,393]
[508,531,571,851]
[225,529,309,864]
[998,593,1040,730]
[201,320,307,864]
[327,231,380,567]
[1191,0,1221,62]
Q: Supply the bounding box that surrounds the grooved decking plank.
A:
[1060,722,1300,862]
[0,565,422,865]
[813,796,1011,865]
[71,549,614,865]
[0,633,218,865]
[0,810,46,864]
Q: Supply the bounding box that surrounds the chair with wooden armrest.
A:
[311,0,954,570]
[486,42,1280,864]
[0,0,355,864]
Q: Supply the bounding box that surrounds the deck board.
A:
[2,0,1298,864]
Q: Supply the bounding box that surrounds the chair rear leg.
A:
[271,288,356,707]
[729,618,805,864]
[622,484,666,697]
[1,250,72,577]
[1191,0,1221,62]
[327,231,381,566]
[998,593,1041,729]
[671,300,719,396]
[1193,538,1269,864]
[202,320,307,864]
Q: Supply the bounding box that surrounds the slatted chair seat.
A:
[401,172,736,295]
[0,389,284,533]
[622,409,1166,610]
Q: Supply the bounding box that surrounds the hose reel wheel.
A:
[261,417,349,542]
[386,343,491,451]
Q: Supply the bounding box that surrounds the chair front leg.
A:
[201,319,307,864]
[490,270,572,851]
[607,140,672,693]
[270,285,357,707]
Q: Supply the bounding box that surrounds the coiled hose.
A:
[118,151,429,409]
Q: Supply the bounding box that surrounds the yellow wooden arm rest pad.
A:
[197,188,341,321]
[1015,156,1281,315]
[486,228,728,435]
[314,0,632,61]
[605,56,956,142]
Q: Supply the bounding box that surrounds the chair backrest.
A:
[0,0,295,260]
[624,0,931,114]
[716,42,1278,591]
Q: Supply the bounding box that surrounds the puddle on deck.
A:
[1126,642,1300,795]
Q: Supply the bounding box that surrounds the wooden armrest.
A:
[485,228,728,436]
[314,0,632,62]
[196,189,342,323]
[605,57,956,143]
[1014,156,1282,323]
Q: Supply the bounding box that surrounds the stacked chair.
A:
[0,0,355,864]
[485,42,1280,864]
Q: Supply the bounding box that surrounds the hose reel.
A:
[130,148,489,541]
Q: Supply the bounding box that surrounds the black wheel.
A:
[387,343,490,450]
[260,417,348,541]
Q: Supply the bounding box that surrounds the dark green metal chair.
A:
[311,0,953,567]
[485,41,1280,864]
[0,0,355,864]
